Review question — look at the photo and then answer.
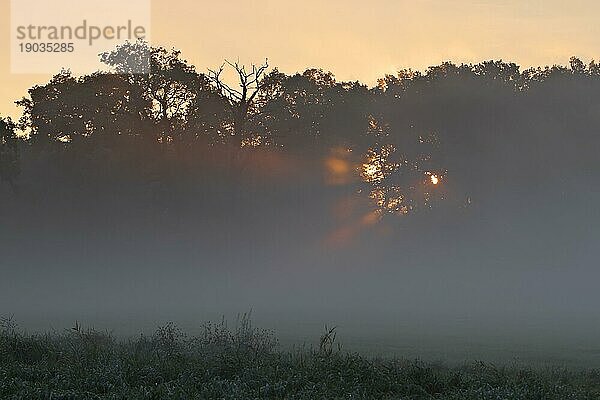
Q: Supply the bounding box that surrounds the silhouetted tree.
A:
[101,41,219,139]
[0,117,20,192]
[254,68,336,149]
[16,70,153,143]
[10,47,600,220]
[184,76,232,143]
[207,59,270,142]
[255,68,371,151]
[16,70,84,143]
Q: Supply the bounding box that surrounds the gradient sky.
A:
[2,0,600,119]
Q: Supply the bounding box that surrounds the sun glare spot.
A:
[325,147,354,185]
[362,162,382,182]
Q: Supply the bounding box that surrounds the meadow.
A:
[1,315,599,400]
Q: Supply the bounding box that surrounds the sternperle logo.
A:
[15,20,147,46]
[11,0,151,74]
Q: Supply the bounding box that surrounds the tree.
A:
[0,117,20,193]
[17,41,231,146]
[254,68,366,150]
[75,72,154,140]
[252,68,331,148]
[207,59,270,142]
[473,60,521,89]
[101,41,206,138]
[16,70,82,143]
[16,70,153,143]
[569,56,586,75]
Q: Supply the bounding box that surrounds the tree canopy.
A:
[5,41,600,221]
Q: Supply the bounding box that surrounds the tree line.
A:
[2,40,599,217]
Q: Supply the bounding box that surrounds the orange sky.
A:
[2,0,600,119]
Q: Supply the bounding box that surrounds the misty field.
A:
[1,316,599,400]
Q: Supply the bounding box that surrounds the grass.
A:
[1,314,599,399]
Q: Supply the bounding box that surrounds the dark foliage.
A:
[5,43,600,223]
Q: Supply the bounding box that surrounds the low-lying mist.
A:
[2,54,600,366]
[1,137,598,366]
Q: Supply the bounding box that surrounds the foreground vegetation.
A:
[1,316,599,399]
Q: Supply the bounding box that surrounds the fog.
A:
[1,144,599,367]
[2,56,600,367]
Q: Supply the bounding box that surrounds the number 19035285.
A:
[19,42,74,52]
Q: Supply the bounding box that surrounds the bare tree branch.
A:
[207,59,270,138]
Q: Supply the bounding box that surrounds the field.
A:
[1,315,599,399]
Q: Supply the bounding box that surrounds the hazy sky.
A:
[2,0,600,119]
